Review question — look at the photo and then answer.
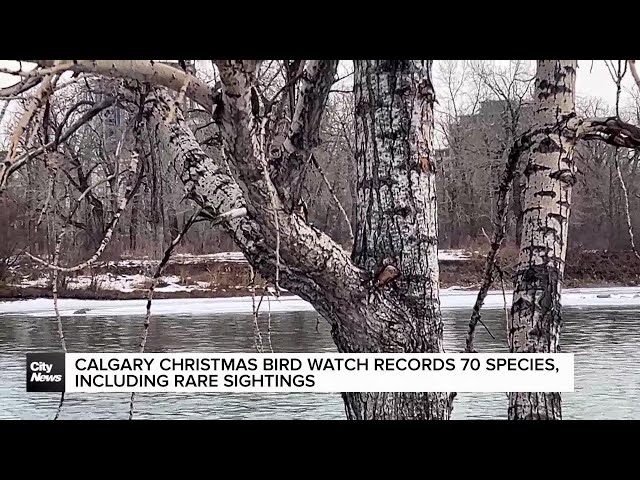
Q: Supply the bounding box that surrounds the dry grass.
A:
[6,249,640,301]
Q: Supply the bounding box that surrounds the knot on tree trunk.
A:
[374,264,400,289]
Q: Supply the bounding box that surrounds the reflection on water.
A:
[1,305,639,419]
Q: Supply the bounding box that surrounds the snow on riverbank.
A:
[170,250,473,263]
[16,273,211,293]
[112,250,470,268]
[9,249,474,293]
[3,286,640,318]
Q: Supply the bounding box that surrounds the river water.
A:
[1,303,639,419]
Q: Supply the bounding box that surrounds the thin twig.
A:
[495,263,509,326]
[258,117,281,294]
[52,185,68,421]
[612,62,640,261]
[129,207,202,420]
[266,292,274,353]
[614,149,640,260]
[249,265,264,354]
[309,152,354,244]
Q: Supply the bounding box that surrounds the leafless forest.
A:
[3,61,640,274]
[2,60,640,420]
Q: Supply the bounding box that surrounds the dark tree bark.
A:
[343,60,451,419]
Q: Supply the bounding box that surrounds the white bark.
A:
[348,60,453,419]
[33,60,219,112]
[508,60,578,420]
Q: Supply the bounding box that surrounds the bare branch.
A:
[466,131,532,353]
[309,152,354,245]
[0,76,42,97]
[2,74,55,176]
[630,60,640,91]
[265,293,274,353]
[614,150,640,260]
[32,60,220,112]
[275,60,339,208]
[129,207,202,420]
[579,117,640,149]
[0,97,115,192]
[22,152,142,271]
[213,60,364,301]
[249,265,265,354]
[49,185,68,421]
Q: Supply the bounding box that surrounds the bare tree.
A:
[506,60,640,419]
[5,59,640,421]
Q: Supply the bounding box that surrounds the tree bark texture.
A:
[12,63,456,420]
[144,61,453,419]
[508,60,577,420]
[347,60,452,419]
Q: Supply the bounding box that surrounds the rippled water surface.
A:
[1,304,639,419]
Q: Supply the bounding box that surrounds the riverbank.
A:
[1,249,639,301]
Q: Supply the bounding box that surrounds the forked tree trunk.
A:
[508,60,577,420]
[126,65,454,420]
[346,60,452,420]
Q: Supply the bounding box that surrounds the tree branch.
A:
[0,76,42,97]
[465,131,532,353]
[629,60,640,91]
[31,60,220,112]
[0,97,115,192]
[1,74,55,182]
[129,206,202,420]
[22,151,142,271]
[209,61,364,309]
[579,117,640,148]
[272,60,339,209]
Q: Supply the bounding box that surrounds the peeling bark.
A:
[348,60,452,419]
[508,61,577,420]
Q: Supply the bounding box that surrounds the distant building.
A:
[437,99,534,161]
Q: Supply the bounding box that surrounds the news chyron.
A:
[26,352,65,392]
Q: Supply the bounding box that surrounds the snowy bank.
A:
[8,249,475,294]
[2,286,640,318]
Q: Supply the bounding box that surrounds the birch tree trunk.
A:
[508,60,577,420]
[7,61,457,420]
[345,60,452,420]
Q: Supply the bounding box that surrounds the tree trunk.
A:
[508,60,577,420]
[129,194,138,252]
[512,172,524,246]
[347,60,452,420]
[137,66,454,420]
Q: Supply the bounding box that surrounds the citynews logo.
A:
[26,353,65,392]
